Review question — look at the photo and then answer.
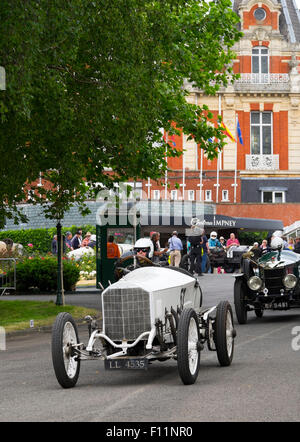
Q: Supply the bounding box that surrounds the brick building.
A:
[140,0,300,228]
[6,0,300,234]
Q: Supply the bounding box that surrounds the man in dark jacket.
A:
[188,227,204,276]
[71,231,82,250]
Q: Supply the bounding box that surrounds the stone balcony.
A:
[234,73,290,93]
[245,154,279,170]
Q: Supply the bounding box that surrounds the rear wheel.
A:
[180,254,191,273]
[234,278,248,324]
[52,313,80,388]
[177,308,201,385]
[214,301,236,366]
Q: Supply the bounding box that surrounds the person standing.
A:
[151,232,167,263]
[168,231,183,267]
[81,232,92,247]
[51,235,57,255]
[107,235,120,259]
[71,231,82,250]
[188,226,203,276]
[201,230,210,274]
[65,232,73,251]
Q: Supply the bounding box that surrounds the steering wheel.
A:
[114,254,155,281]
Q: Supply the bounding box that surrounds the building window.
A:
[222,190,229,202]
[153,190,160,200]
[188,190,195,201]
[252,46,269,74]
[170,190,178,200]
[251,111,272,155]
[261,191,285,203]
[254,8,266,21]
[205,190,212,201]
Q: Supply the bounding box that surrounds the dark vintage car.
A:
[234,238,300,324]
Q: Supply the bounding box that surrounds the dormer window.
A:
[254,7,266,21]
[252,46,269,74]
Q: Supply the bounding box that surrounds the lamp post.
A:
[56,221,64,306]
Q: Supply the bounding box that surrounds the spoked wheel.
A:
[214,301,236,366]
[52,312,81,388]
[234,278,248,324]
[177,308,201,385]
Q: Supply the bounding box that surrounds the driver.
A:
[208,231,221,249]
[133,238,154,261]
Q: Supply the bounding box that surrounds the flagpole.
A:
[182,135,185,200]
[234,113,238,203]
[216,94,221,203]
[165,132,168,200]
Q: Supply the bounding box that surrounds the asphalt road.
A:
[1,274,300,422]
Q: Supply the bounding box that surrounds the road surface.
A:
[0,275,299,422]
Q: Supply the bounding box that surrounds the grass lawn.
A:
[0,300,99,332]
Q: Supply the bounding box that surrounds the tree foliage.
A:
[0,0,242,225]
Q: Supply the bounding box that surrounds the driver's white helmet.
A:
[271,237,284,250]
[210,231,217,238]
[134,238,154,258]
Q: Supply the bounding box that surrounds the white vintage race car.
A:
[51,267,236,388]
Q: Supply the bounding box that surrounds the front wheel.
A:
[177,308,201,385]
[52,312,81,388]
[214,301,236,366]
[234,278,248,324]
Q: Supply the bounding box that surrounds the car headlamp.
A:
[282,274,297,289]
[247,276,263,291]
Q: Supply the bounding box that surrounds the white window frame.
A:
[153,190,160,200]
[188,190,195,201]
[205,190,212,202]
[251,46,269,74]
[250,111,273,155]
[170,189,178,200]
[261,190,286,203]
[221,190,229,202]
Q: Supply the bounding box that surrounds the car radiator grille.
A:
[263,268,285,294]
[103,288,151,341]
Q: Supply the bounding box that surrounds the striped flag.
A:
[221,122,236,142]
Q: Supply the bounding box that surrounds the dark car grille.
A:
[103,287,151,341]
[263,268,285,294]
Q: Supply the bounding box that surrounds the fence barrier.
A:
[0,258,16,296]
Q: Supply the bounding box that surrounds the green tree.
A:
[0,0,242,224]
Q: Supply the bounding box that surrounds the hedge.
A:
[0,225,96,255]
[8,257,80,292]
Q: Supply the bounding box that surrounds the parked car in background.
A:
[234,237,300,324]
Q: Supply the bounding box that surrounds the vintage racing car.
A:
[51,266,236,388]
[234,237,300,324]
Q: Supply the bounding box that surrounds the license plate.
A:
[104,358,148,370]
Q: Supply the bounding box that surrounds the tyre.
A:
[205,255,210,273]
[177,308,201,385]
[180,254,190,272]
[214,301,235,366]
[52,312,81,388]
[234,278,248,324]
